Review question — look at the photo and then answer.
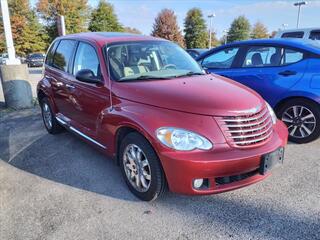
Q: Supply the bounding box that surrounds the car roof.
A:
[277,28,320,33]
[56,32,164,47]
[198,38,320,59]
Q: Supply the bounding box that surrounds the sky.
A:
[31,0,320,38]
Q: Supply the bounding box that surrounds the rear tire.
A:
[119,132,166,201]
[277,99,320,143]
[40,97,64,134]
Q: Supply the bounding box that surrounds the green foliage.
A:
[21,10,49,55]
[88,0,123,32]
[0,21,5,54]
[270,30,277,38]
[151,9,184,47]
[251,21,269,39]
[227,15,251,43]
[0,0,48,56]
[37,0,89,42]
[184,8,207,49]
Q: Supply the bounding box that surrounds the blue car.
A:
[197,39,320,143]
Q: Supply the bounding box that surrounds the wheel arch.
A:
[114,124,158,166]
[115,126,138,165]
[274,96,320,116]
[37,86,58,113]
[37,88,47,102]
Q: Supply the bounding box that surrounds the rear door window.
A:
[202,47,239,69]
[52,40,77,72]
[281,32,304,38]
[242,46,304,68]
[309,30,320,40]
[243,46,282,67]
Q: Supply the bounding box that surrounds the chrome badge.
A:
[231,104,262,114]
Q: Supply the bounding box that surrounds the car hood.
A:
[112,74,265,116]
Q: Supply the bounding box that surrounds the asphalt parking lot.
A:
[0,106,319,240]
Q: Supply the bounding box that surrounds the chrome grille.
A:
[217,106,273,148]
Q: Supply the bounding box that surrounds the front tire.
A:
[40,97,64,134]
[119,132,166,201]
[277,99,320,143]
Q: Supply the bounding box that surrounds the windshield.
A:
[30,53,44,58]
[107,41,204,81]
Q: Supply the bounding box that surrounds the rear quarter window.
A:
[281,32,304,38]
[309,30,320,40]
[45,40,59,66]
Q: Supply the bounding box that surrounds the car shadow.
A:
[0,110,137,202]
[0,110,318,239]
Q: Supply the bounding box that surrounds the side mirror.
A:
[75,69,102,84]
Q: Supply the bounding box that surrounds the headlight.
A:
[266,102,277,124]
[156,127,213,151]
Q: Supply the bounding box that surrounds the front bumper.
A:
[159,121,288,195]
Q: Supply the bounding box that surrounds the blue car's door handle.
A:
[278,70,297,76]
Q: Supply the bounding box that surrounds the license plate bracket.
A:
[259,147,284,175]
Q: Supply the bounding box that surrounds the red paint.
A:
[38,33,288,195]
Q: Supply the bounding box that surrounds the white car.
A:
[274,28,320,41]
[0,53,8,64]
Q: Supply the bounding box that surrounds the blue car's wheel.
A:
[278,99,320,143]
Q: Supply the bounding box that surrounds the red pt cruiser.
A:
[37,33,288,201]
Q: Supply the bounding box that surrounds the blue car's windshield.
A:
[107,41,204,81]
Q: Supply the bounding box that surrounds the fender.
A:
[98,98,226,158]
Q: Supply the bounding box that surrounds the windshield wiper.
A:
[174,71,206,78]
[118,75,172,82]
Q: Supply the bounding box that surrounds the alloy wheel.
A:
[42,103,52,129]
[281,105,316,139]
[123,144,151,192]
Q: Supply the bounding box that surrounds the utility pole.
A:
[0,0,20,65]
[223,29,228,45]
[208,13,215,49]
[57,15,66,36]
[282,23,288,30]
[294,1,307,28]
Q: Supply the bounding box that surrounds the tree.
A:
[184,8,207,49]
[0,0,48,56]
[251,21,269,39]
[227,15,251,43]
[88,0,123,32]
[151,9,184,47]
[270,30,277,38]
[20,10,49,55]
[124,27,141,34]
[37,0,89,41]
[5,0,29,56]
[0,14,5,54]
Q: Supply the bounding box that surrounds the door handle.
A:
[66,83,76,90]
[278,70,297,76]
